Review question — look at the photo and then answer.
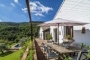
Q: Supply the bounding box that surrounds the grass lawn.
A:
[26,41,34,60]
[25,41,32,46]
[0,49,23,60]
[26,50,34,60]
[0,40,33,60]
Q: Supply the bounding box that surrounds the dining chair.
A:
[69,42,86,56]
[41,43,44,49]
[46,46,58,60]
[72,51,88,60]
[43,44,47,52]
[41,43,47,54]
[81,44,89,51]
[70,42,83,49]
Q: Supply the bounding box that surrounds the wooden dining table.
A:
[45,43,81,60]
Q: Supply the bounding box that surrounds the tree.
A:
[19,37,27,46]
[0,22,40,43]
[0,43,8,54]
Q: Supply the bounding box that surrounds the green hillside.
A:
[0,22,41,43]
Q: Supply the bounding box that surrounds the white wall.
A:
[59,26,63,43]
[50,25,90,45]
[39,27,43,39]
[50,26,63,43]
[50,26,56,41]
[73,25,90,46]
[74,29,90,45]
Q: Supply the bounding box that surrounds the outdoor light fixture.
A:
[26,0,33,40]
[82,27,86,34]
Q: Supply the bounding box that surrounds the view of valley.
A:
[0,22,40,60]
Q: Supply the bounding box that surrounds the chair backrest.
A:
[70,42,83,49]
[77,51,88,60]
[41,43,47,51]
[82,46,89,51]
[41,43,44,47]
[81,44,89,51]
[46,46,51,54]
[43,44,47,51]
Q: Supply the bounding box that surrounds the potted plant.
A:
[65,35,73,40]
[46,34,52,43]
[81,44,90,60]
[63,35,74,46]
[63,54,72,60]
[87,47,90,60]
[87,52,90,60]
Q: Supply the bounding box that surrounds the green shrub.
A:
[87,47,90,59]
[46,34,52,40]
[63,54,72,60]
[83,44,90,59]
[65,35,72,39]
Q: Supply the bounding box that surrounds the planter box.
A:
[63,39,74,44]
[62,39,74,48]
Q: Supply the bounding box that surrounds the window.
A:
[64,26,73,38]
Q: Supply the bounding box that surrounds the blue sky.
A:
[0,0,63,22]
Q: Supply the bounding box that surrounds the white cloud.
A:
[0,4,5,7]
[35,13,44,17]
[22,1,53,17]
[22,8,27,13]
[14,0,18,3]
[11,3,15,7]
